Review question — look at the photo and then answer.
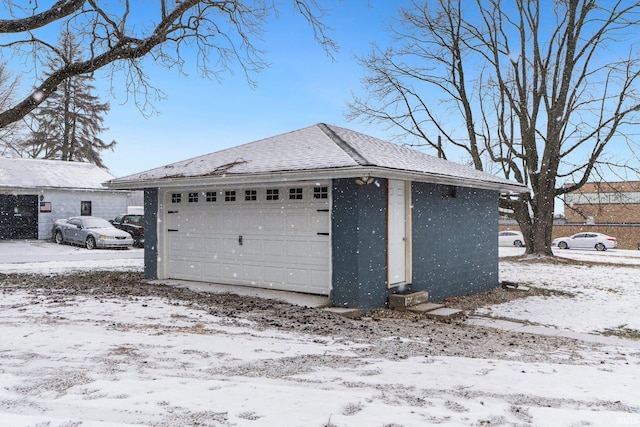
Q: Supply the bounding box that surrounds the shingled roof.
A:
[107,123,526,193]
[0,157,115,190]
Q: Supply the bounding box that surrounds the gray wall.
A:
[411,182,499,301]
[331,179,499,310]
[331,178,388,311]
[143,188,159,279]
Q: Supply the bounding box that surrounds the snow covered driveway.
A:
[0,240,143,274]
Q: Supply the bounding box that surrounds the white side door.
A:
[387,180,411,286]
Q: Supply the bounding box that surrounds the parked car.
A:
[52,216,133,249]
[498,230,524,247]
[110,214,144,247]
[552,232,617,251]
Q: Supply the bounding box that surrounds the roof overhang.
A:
[105,166,527,194]
[0,186,130,193]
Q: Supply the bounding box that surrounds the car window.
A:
[573,234,586,239]
[68,218,81,227]
[83,218,112,229]
[124,215,143,225]
[114,215,123,223]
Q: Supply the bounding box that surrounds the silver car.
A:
[52,216,134,249]
[552,232,617,251]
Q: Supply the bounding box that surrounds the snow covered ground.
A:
[1,242,640,426]
[0,240,144,275]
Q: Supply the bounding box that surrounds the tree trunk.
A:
[527,175,556,256]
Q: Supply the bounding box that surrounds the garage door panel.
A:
[188,236,208,253]
[221,263,242,280]
[263,239,285,257]
[261,213,285,231]
[284,267,318,287]
[223,214,242,230]
[247,212,284,230]
[170,259,202,280]
[286,213,309,233]
[286,240,309,258]
[169,235,192,252]
[241,264,262,280]
[203,212,224,232]
[241,238,262,255]
[202,261,222,278]
[309,269,330,289]
[312,213,329,231]
[261,266,285,284]
[222,237,242,255]
[310,240,330,258]
[165,186,331,295]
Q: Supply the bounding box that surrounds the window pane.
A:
[289,188,303,200]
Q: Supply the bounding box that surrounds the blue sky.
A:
[99,1,404,178]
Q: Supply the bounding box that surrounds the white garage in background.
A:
[161,184,331,294]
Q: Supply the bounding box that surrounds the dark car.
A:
[110,214,144,247]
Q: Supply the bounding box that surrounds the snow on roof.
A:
[108,123,526,192]
[0,157,115,190]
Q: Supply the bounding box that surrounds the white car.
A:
[552,232,617,251]
[498,230,524,247]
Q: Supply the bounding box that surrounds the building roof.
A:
[107,123,527,193]
[0,157,115,190]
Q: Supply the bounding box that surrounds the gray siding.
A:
[331,179,499,311]
[143,188,159,279]
[331,178,388,311]
[411,183,499,301]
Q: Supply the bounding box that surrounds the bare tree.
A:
[349,0,640,256]
[0,0,336,129]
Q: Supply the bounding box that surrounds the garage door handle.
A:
[317,232,329,236]
[238,235,243,245]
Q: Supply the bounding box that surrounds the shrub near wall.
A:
[499,225,640,250]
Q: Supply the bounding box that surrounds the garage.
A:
[106,123,526,310]
[162,183,331,295]
[0,194,38,240]
[0,158,131,240]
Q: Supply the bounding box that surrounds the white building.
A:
[0,158,131,240]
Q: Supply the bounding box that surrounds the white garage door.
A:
[163,184,331,295]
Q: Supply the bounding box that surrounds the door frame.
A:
[387,179,412,287]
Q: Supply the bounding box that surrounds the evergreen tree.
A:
[25,31,115,167]
[0,63,23,156]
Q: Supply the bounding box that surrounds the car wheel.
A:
[513,240,523,247]
[595,242,606,251]
[86,236,97,250]
[54,231,64,245]
[558,241,568,249]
